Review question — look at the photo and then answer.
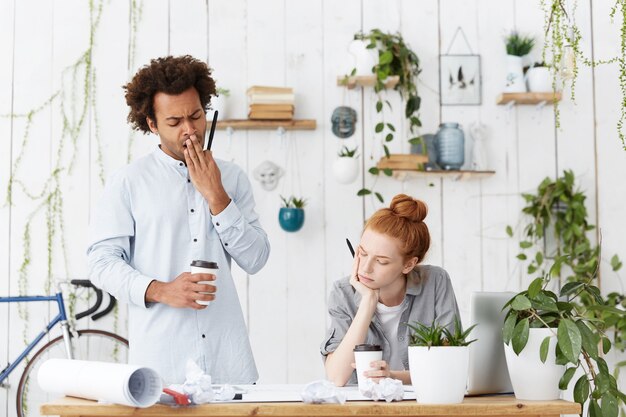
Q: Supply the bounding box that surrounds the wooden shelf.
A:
[496,92,562,105]
[214,119,316,131]
[389,169,496,181]
[337,75,400,90]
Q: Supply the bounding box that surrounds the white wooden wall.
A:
[1,0,625,415]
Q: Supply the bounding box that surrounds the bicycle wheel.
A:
[16,329,129,417]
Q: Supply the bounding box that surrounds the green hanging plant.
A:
[540,0,626,147]
[342,29,422,203]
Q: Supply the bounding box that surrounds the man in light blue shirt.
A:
[87,55,270,384]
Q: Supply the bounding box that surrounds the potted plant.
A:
[407,318,477,404]
[332,146,359,184]
[502,275,626,411]
[504,32,535,93]
[211,87,230,120]
[526,62,552,92]
[278,195,306,232]
[504,170,625,409]
[344,29,422,203]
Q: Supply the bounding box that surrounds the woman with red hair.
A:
[321,194,460,386]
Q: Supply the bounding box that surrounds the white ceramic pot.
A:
[348,39,379,76]
[526,67,552,92]
[210,94,227,120]
[504,328,564,400]
[409,346,469,404]
[332,157,359,184]
[504,55,527,93]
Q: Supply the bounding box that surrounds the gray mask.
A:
[331,106,357,139]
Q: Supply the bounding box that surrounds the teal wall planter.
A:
[278,208,305,232]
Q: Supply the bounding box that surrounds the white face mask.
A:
[253,160,284,191]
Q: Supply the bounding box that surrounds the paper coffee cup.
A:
[190,260,218,306]
[353,344,383,390]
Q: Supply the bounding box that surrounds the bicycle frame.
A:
[0,290,74,386]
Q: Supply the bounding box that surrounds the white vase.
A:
[526,67,552,92]
[504,55,527,93]
[409,346,469,404]
[348,39,378,76]
[504,328,564,400]
[332,157,359,184]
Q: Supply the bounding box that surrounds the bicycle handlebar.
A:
[70,280,117,321]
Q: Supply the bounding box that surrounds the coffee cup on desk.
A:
[353,344,383,390]
[190,260,218,306]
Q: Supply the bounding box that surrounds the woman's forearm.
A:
[389,370,411,384]
[325,298,377,386]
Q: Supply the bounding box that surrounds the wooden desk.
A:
[42,395,581,417]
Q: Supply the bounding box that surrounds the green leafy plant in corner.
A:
[338,146,358,158]
[502,275,626,417]
[343,29,422,203]
[506,170,623,349]
[505,31,536,56]
[408,317,477,349]
[280,195,306,209]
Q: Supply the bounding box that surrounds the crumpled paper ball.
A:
[301,380,346,404]
[166,360,236,404]
[360,378,404,402]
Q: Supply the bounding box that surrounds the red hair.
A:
[364,194,430,263]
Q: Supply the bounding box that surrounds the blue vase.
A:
[278,208,305,232]
[435,123,465,170]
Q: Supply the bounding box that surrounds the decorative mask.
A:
[331,106,357,139]
[253,160,284,191]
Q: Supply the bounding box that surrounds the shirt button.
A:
[216,222,220,227]
[225,243,229,247]
[179,163,183,166]
[193,238,197,242]
[190,209,195,213]
[202,334,206,339]
[187,179,191,183]
[399,337,404,341]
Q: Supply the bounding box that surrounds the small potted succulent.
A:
[504,32,535,93]
[526,62,552,92]
[278,195,306,232]
[407,318,477,404]
[211,87,230,120]
[332,146,359,184]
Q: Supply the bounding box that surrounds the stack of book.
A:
[247,86,295,120]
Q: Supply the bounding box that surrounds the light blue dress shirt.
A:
[87,147,270,384]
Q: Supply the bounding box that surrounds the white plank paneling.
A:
[245,0,289,384]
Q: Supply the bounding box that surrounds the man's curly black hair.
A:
[123,55,216,134]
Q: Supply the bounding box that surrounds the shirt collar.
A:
[154,145,188,174]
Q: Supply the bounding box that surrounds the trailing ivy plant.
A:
[342,29,422,203]
[503,275,626,417]
[540,0,626,148]
[506,170,623,348]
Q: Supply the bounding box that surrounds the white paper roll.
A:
[37,359,162,407]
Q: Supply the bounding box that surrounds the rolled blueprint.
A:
[38,359,162,407]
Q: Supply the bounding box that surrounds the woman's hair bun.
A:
[389,194,428,223]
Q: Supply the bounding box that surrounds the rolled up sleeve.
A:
[212,170,270,275]
[320,281,353,357]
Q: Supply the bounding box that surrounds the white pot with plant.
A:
[332,146,359,184]
[504,32,535,93]
[211,87,230,120]
[526,62,552,92]
[408,318,477,404]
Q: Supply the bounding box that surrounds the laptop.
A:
[466,291,515,395]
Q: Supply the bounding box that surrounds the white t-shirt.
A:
[376,299,406,371]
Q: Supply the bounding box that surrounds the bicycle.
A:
[0,279,129,417]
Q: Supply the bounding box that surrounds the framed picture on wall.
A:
[439,54,482,105]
